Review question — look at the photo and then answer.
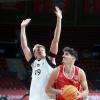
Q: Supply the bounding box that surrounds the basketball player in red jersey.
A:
[45,47,89,100]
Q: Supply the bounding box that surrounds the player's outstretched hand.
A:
[21,18,31,27]
[54,6,62,19]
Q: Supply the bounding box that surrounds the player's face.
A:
[62,51,74,65]
[34,47,46,59]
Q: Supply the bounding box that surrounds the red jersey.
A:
[55,64,83,100]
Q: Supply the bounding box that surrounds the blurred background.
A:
[0,0,100,99]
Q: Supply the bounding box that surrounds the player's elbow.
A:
[86,89,89,96]
[45,86,52,96]
[45,87,55,99]
[82,89,89,97]
[85,87,89,95]
[45,87,49,95]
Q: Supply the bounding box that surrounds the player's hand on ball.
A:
[76,91,82,100]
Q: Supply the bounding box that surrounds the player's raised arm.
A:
[48,6,62,62]
[20,19,32,61]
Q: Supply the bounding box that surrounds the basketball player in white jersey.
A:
[20,6,62,100]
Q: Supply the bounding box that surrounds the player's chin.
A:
[62,59,66,64]
[40,54,45,58]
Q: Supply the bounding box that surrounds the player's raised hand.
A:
[54,6,62,19]
[21,18,31,27]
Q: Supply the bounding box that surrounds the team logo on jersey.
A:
[35,69,41,75]
[37,64,40,67]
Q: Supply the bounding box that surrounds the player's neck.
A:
[64,65,74,78]
[64,64,74,74]
[36,56,45,60]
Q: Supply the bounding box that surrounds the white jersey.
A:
[29,57,55,100]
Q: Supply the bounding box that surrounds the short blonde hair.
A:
[33,44,45,53]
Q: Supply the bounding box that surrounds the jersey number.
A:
[35,69,41,76]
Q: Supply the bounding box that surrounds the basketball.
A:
[62,85,79,100]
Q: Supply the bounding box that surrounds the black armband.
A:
[47,51,57,58]
[46,56,57,68]
[28,56,35,65]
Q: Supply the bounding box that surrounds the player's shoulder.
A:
[75,66,84,73]
[78,67,86,78]
[79,67,85,73]
[74,65,85,76]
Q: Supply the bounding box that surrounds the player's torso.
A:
[29,58,53,100]
[55,65,82,100]
[55,65,81,89]
[31,58,53,87]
